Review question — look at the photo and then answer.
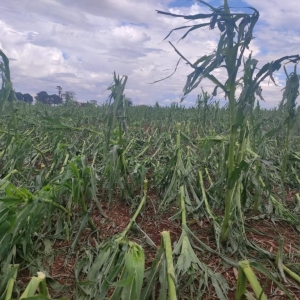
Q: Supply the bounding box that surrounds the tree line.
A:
[14,86,76,105]
[15,85,134,106]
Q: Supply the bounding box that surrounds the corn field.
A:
[1,1,300,299]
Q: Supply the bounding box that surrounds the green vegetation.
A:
[1,1,300,299]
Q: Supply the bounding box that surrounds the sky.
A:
[0,0,299,107]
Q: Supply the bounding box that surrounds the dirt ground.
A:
[17,188,300,299]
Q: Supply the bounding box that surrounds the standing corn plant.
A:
[105,72,129,153]
[157,0,300,244]
[0,50,19,143]
[280,65,300,183]
[196,88,212,132]
[103,73,134,202]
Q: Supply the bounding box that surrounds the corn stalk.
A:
[157,0,300,244]
[280,65,300,183]
[235,260,267,300]
[0,50,19,142]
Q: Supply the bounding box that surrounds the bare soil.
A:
[17,188,300,300]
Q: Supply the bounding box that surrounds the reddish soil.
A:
[17,188,300,300]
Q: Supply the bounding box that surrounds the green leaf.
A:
[264,126,281,139]
[206,74,226,92]
[235,264,247,300]
[228,160,249,189]
[250,261,294,300]
[0,196,23,204]
[142,248,165,300]
[112,274,134,287]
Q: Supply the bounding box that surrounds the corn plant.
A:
[196,88,212,132]
[235,260,293,300]
[1,265,67,300]
[157,0,300,244]
[0,50,19,141]
[105,72,129,153]
[280,66,300,183]
[0,175,70,264]
[172,186,228,298]
[235,260,267,300]
[75,180,148,299]
[50,155,103,232]
[0,34,300,300]
[159,123,202,212]
[275,236,300,284]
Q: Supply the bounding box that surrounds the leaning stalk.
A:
[77,193,96,231]
[20,277,41,299]
[282,265,300,283]
[221,187,234,243]
[238,260,267,300]
[39,197,71,216]
[221,103,237,244]
[179,186,186,226]
[37,272,49,296]
[161,231,177,300]
[118,179,148,239]
[281,120,290,183]
[4,265,19,300]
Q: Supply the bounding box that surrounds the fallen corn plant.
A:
[172,186,228,299]
[74,180,148,299]
[276,236,300,284]
[140,231,178,300]
[0,264,67,300]
[235,260,293,300]
[159,123,202,212]
[0,177,70,263]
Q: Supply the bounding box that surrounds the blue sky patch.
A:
[62,52,69,60]
[121,21,148,28]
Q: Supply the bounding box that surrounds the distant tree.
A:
[124,97,133,107]
[35,91,63,105]
[15,92,33,104]
[23,93,33,104]
[56,86,63,102]
[15,92,23,101]
[35,91,50,104]
[64,91,76,104]
[50,94,62,105]
[89,100,98,105]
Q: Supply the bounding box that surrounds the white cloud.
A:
[0,0,298,106]
[163,97,180,103]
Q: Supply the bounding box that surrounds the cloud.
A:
[163,97,180,103]
[0,0,299,106]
